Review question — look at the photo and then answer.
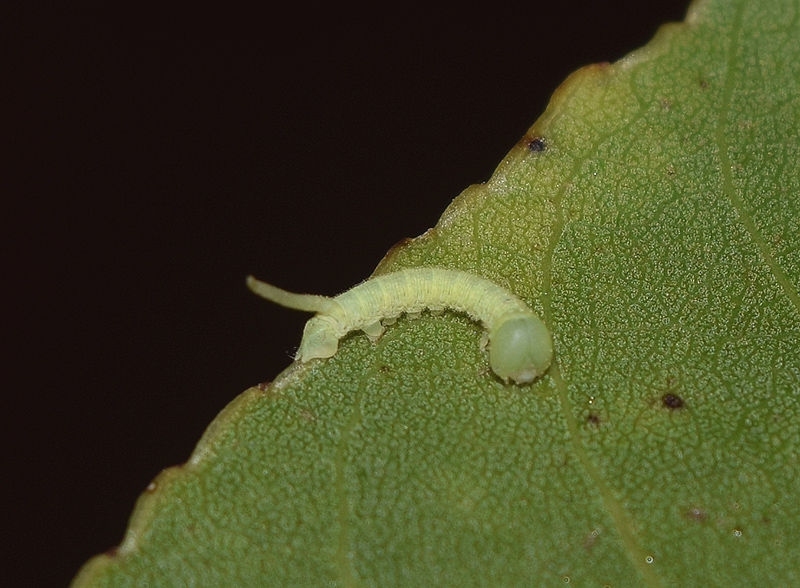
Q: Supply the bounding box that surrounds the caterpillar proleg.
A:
[246,268,553,384]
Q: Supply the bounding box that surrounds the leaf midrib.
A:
[715,1,800,318]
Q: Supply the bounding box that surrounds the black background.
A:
[8,2,690,585]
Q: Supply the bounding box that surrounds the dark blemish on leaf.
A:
[145,481,157,493]
[105,546,119,557]
[698,78,709,89]
[587,413,601,426]
[256,381,272,391]
[662,392,684,409]
[379,364,391,373]
[687,507,707,521]
[527,137,546,152]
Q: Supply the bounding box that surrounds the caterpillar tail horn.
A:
[246,275,340,315]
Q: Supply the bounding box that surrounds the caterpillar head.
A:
[489,314,553,384]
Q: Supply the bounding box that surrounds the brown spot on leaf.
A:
[527,137,546,152]
[587,413,601,426]
[583,529,600,550]
[662,392,684,409]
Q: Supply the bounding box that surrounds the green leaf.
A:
[72,0,800,586]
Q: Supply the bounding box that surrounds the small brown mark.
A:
[662,392,685,409]
[527,137,546,152]
[587,413,601,426]
[386,237,413,256]
[583,529,600,550]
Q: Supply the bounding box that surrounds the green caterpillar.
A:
[247,267,553,384]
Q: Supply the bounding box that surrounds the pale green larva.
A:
[246,267,553,384]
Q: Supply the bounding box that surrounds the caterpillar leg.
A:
[362,321,385,341]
